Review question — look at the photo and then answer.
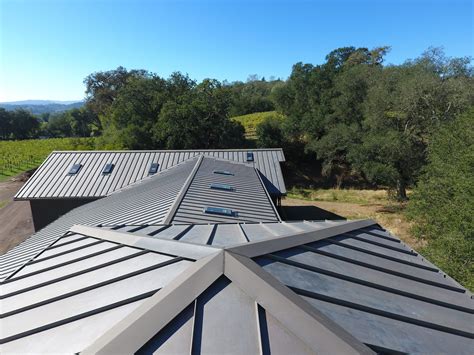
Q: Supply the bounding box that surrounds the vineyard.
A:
[0,138,96,181]
[231,111,285,140]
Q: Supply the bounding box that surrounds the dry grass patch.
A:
[283,188,422,250]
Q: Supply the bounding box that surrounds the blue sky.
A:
[0,0,472,101]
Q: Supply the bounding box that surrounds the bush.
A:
[256,115,286,148]
[408,109,474,290]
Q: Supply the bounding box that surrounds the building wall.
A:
[30,198,98,231]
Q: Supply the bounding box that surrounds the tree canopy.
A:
[269,46,473,199]
[407,109,474,289]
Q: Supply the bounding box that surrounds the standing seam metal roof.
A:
[1,156,281,281]
[14,149,286,200]
[2,221,471,354]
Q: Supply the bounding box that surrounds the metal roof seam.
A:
[223,251,374,354]
[81,251,224,354]
[163,155,204,224]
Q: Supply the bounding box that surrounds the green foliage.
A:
[0,108,40,140]
[154,79,246,149]
[0,138,96,180]
[349,57,473,199]
[46,113,73,137]
[227,76,281,117]
[44,107,100,138]
[273,46,474,199]
[84,66,149,116]
[232,111,285,139]
[408,109,474,289]
[93,72,246,150]
[256,116,286,148]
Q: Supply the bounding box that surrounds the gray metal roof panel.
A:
[97,220,350,248]
[0,158,199,281]
[15,149,286,199]
[171,157,280,224]
[2,220,471,354]
[1,230,195,351]
[1,156,281,281]
[254,225,474,354]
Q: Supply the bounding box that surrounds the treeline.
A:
[0,107,100,140]
[84,69,248,149]
[0,109,40,139]
[3,46,472,201]
[259,47,473,200]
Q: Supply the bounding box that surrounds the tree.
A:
[256,116,285,148]
[84,66,149,116]
[46,113,73,138]
[408,109,474,289]
[9,109,40,139]
[155,79,245,149]
[99,74,172,149]
[68,107,101,137]
[227,78,280,117]
[351,51,473,199]
[96,72,245,150]
[0,108,12,139]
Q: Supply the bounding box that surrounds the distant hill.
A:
[0,100,85,115]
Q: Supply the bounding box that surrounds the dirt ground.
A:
[281,197,423,250]
[0,178,34,255]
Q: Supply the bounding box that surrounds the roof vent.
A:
[102,163,115,175]
[68,164,82,175]
[149,162,159,174]
[213,170,234,176]
[209,183,234,191]
[246,152,254,162]
[203,206,235,217]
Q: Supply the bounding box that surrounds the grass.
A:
[285,187,422,250]
[0,200,8,209]
[232,111,285,139]
[287,187,390,205]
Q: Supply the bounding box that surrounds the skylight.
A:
[149,162,159,174]
[213,170,234,176]
[102,163,115,174]
[246,152,254,162]
[203,206,235,217]
[209,183,234,191]
[68,164,82,175]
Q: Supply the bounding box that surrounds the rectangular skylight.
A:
[246,152,254,162]
[68,164,82,175]
[203,206,234,217]
[102,163,115,174]
[209,183,234,191]
[213,170,234,176]
[149,162,159,174]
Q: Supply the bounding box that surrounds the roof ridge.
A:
[81,249,371,354]
[162,155,204,224]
